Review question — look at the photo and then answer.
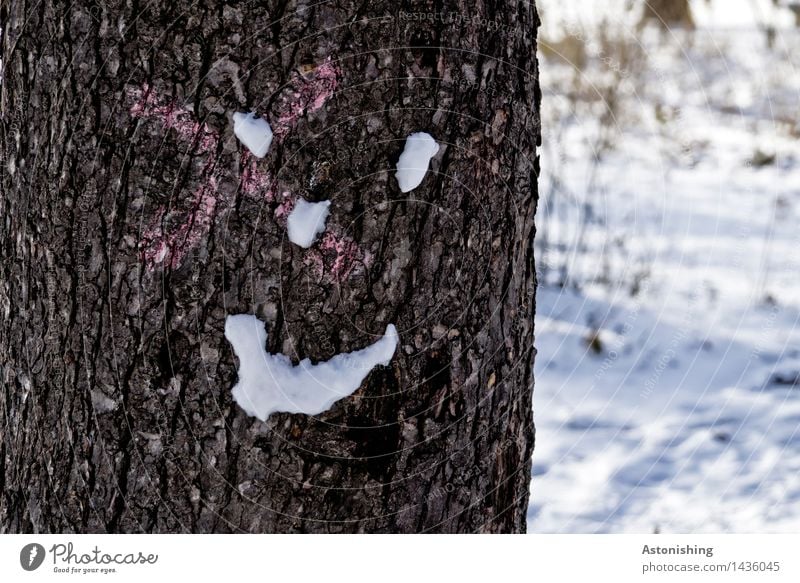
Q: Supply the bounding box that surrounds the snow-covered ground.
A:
[529,0,800,532]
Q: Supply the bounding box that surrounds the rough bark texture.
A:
[1,0,540,533]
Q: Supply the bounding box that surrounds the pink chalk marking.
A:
[128,84,217,154]
[303,230,370,283]
[239,153,279,202]
[129,83,223,269]
[140,176,219,269]
[273,192,295,222]
[274,194,370,283]
[130,57,340,270]
[236,59,340,197]
[273,58,340,140]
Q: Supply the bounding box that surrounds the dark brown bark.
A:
[1,0,540,533]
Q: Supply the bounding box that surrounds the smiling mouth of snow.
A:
[224,314,398,421]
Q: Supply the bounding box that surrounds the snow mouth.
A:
[224,314,398,421]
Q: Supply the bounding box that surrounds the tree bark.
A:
[1,0,540,533]
[640,0,694,28]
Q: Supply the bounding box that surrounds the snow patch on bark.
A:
[395,132,440,193]
[224,314,398,421]
[287,199,331,248]
[233,112,273,158]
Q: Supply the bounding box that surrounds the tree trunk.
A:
[1,0,540,533]
[640,0,694,28]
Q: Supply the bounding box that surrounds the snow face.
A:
[395,132,440,193]
[287,198,331,248]
[224,314,398,421]
[233,112,273,158]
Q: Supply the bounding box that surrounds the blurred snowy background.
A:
[529,0,800,532]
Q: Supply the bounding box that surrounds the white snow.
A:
[531,0,800,533]
[224,314,398,421]
[395,132,440,192]
[233,111,273,158]
[287,199,331,248]
[690,0,795,29]
[538,0,796,37]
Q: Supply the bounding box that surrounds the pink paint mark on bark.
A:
[240,153,278,201]
[140,177,219,269]
[128,58,341,271]
[128,84,217,154]
[303,230,369,283]
[128,83,224,270]
[273,192,296,223]
[242,166,272,199]
[273,58,340,140]
[236,58,340,198]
